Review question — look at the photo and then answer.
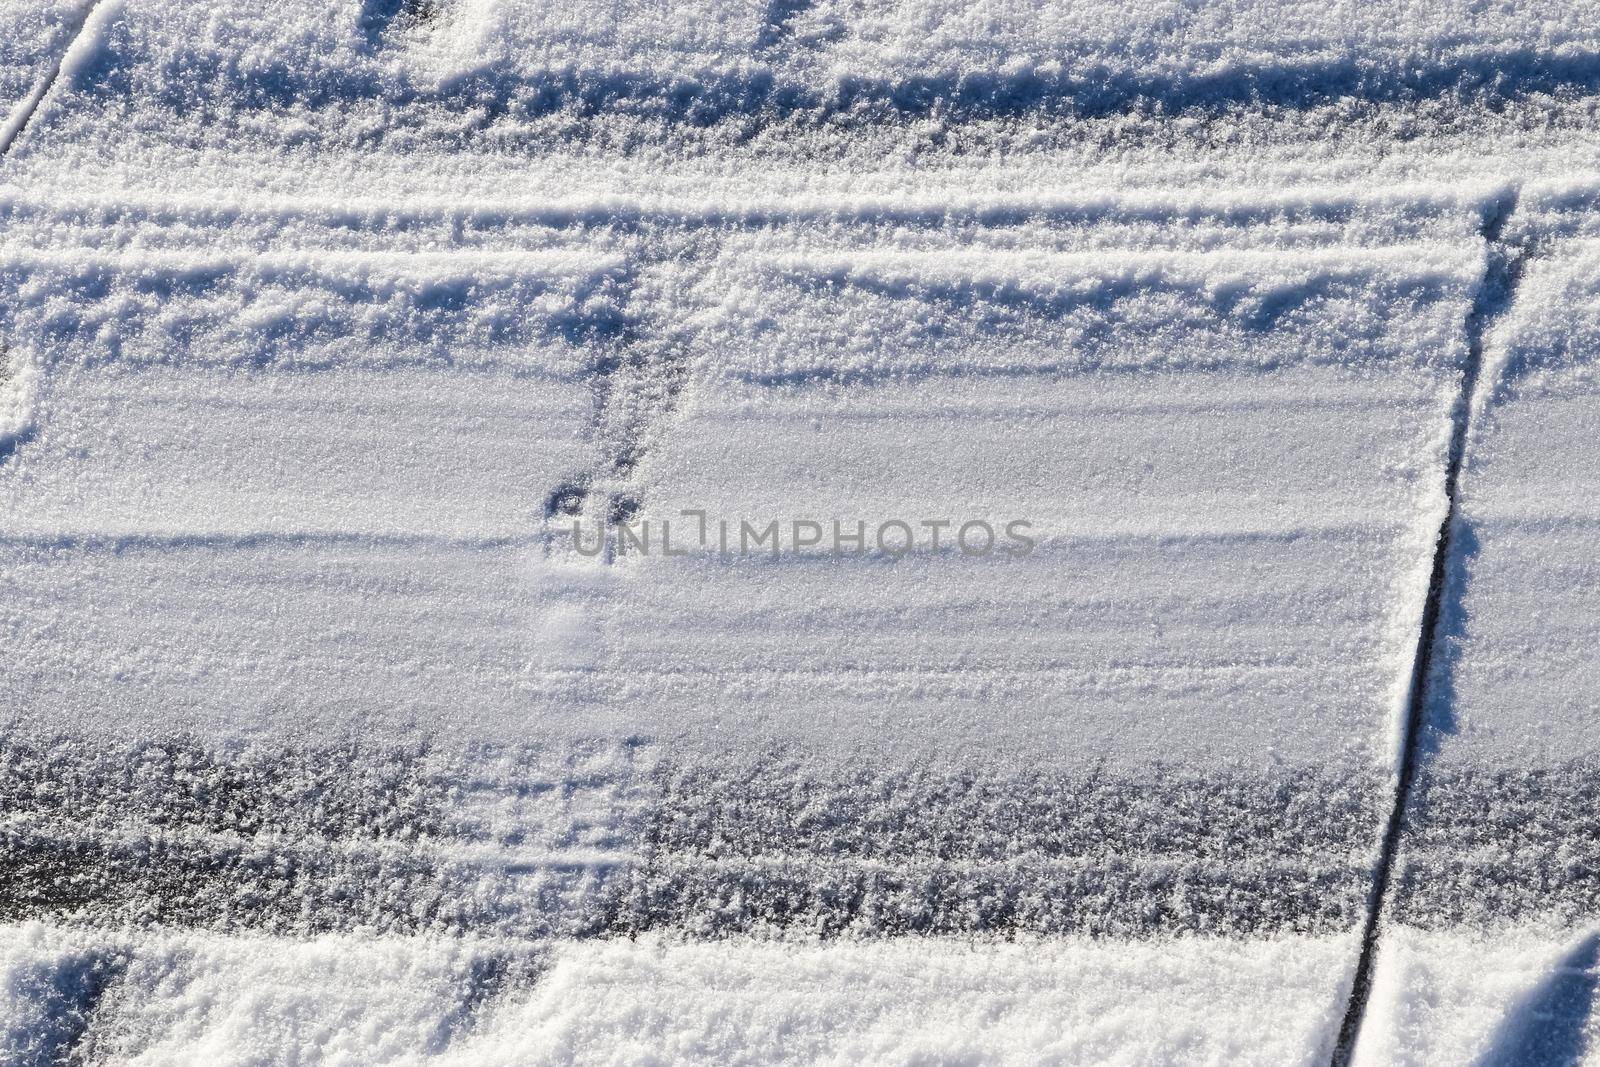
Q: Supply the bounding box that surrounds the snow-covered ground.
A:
[2,1,1599,1063]
[1351,185,1600,1066]
[0,924,1356,1065]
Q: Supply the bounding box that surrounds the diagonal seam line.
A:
[0,1,111,463]
[1328,186,1527,1067]
[0,0,105,159]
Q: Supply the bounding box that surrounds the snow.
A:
[1344,182,1600,1061]
[0,923,1353,1066]
[0,1,88,121]
[2,0,1600,1061]
[6,0,1600,206]
[487,934,1353,1067]
[1355,925,1600,1067]
[0,183,1485,754]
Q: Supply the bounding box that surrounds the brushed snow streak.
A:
[1331,189,1529,1067]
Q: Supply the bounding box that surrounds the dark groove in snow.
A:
[1330,187,1528,1067]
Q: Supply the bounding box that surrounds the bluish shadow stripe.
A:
[71,46,1600,128]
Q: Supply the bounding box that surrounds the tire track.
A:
[0,732,1384,939]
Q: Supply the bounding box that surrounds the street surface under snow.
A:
[2,1,1600,1063]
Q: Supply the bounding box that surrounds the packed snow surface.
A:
[2,0,1600,1063]
[0,923,1358,1066]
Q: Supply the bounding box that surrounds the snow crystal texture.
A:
[2,0,1600,1063]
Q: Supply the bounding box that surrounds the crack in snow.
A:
[1331,186,1534,1067]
